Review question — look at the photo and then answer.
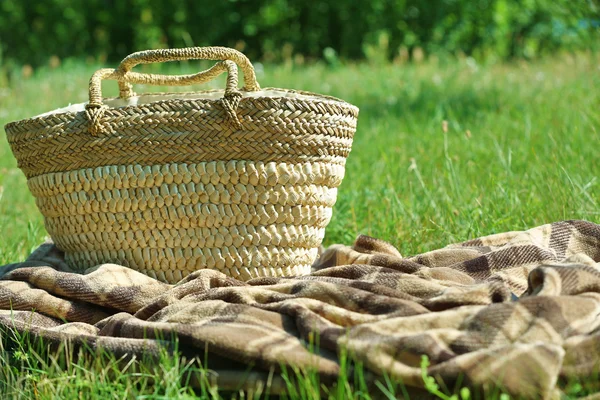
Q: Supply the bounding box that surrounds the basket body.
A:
[5,89,358,283]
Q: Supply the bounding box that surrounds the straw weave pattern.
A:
[7,95,356,179]
[4,46,358,283]
[25,160,338,282]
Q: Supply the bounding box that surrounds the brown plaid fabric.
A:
[2,220,600,399]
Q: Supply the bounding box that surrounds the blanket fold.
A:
[2,220,600,399]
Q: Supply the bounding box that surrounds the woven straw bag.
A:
[4,47,358,283]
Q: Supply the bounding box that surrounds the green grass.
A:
[0,51,599,398]
[0,328,515,400]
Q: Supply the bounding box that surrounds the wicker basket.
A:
[4,47,358,283]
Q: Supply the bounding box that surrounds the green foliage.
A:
[0,0,598,67]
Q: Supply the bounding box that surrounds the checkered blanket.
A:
[2,220,600,398]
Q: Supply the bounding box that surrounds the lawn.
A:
[0,51,599,398]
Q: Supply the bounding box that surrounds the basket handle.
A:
[85,47,261,136]
[86,59,241,107]
[115,46,261,99]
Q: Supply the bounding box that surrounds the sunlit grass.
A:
[0,51,599,398]
[1,326,520,400]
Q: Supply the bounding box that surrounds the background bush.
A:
[0,0,598,67]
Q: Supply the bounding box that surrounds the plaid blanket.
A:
[1,220,600,398]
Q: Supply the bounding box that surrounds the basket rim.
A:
[4,87,359,130]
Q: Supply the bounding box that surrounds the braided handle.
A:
[85,60,244,136]
[116,46,260,99]
[87,59,240,107]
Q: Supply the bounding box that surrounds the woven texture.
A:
[3,46,359,283]
[1,220,600,398]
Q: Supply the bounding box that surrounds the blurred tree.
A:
[0,0,597,67]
